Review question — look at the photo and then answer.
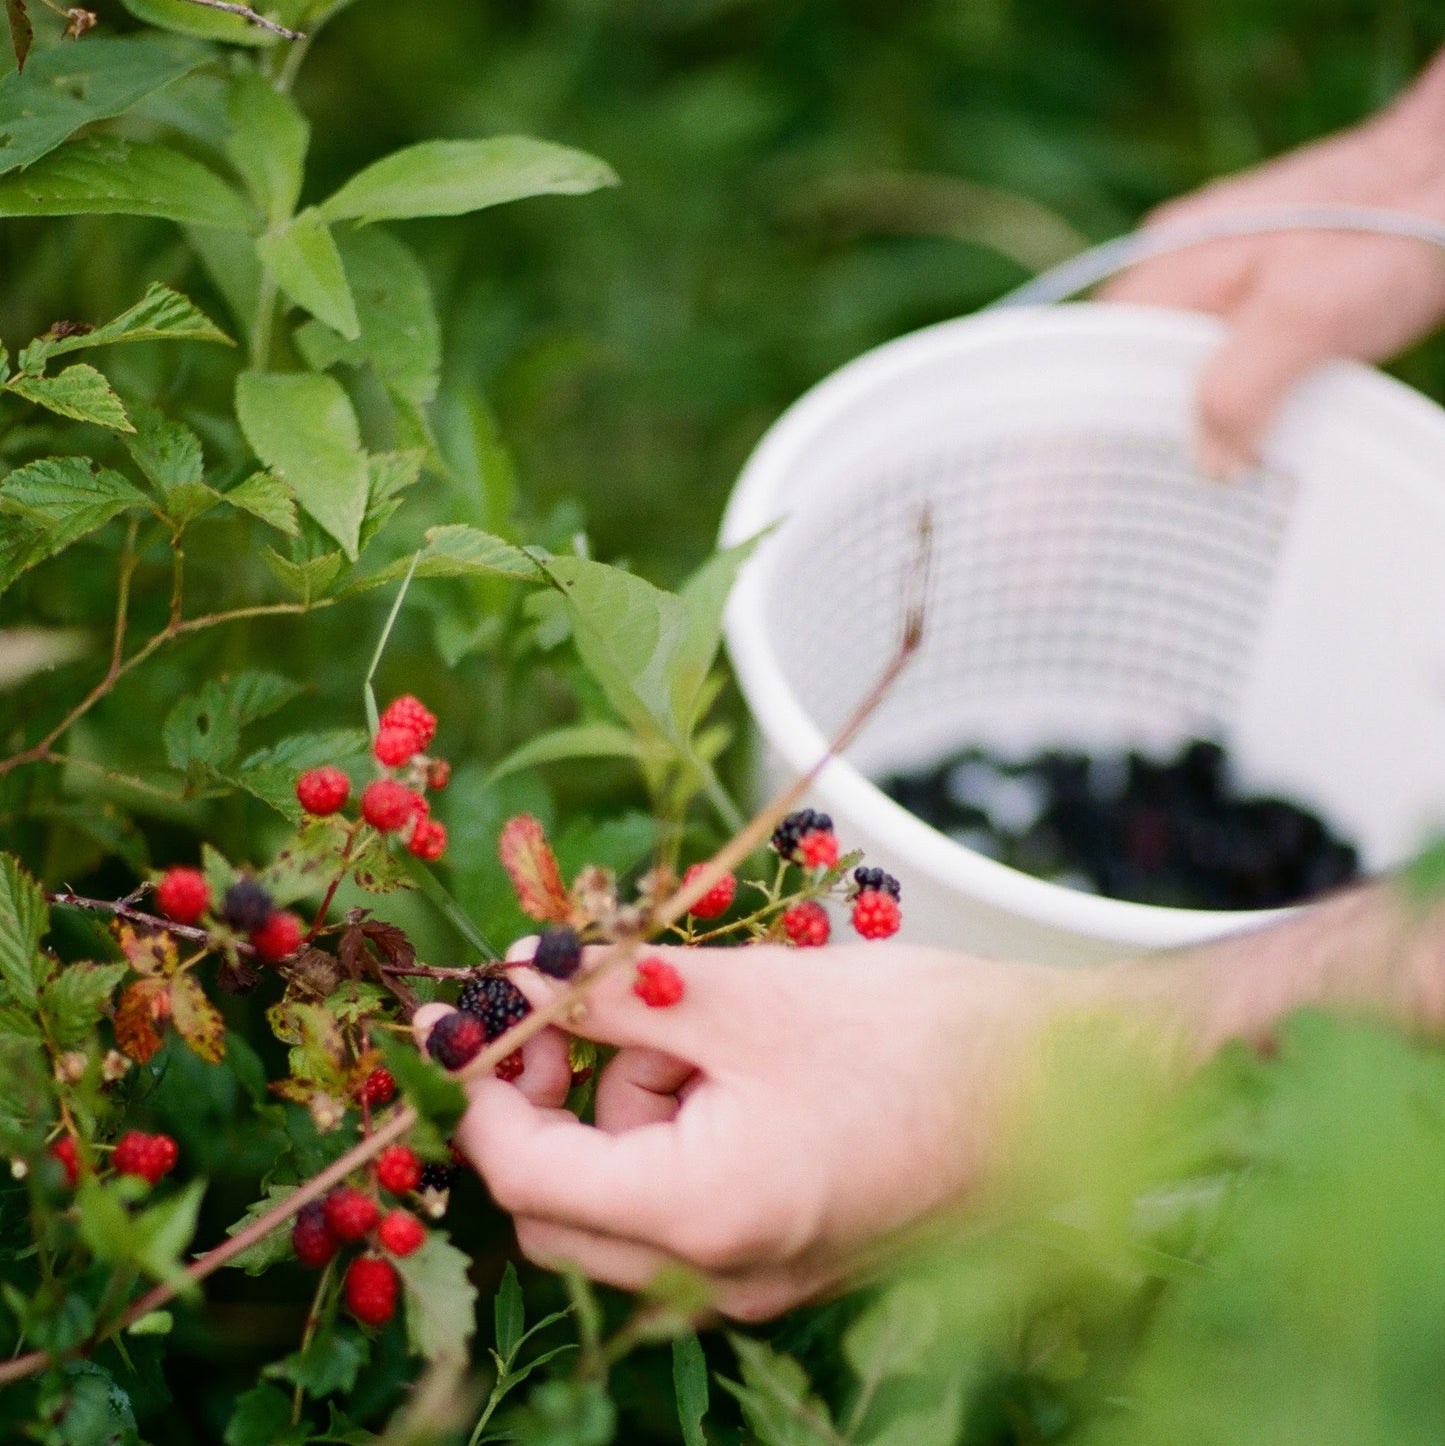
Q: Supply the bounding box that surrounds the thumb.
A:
[1195,287,1339,477]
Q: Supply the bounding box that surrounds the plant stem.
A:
[307,821,364,941]
[291,1257,336,1426]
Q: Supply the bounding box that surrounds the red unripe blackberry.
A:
[344,1255,399,1328]
[376,1145,423,1195]
[425,758,451,791]
[49,1135,79,1187]
[380,695,437,748]
[782,900,830,947]
[155,867,210,925]
[682,864,736,920]
[633,957,685,1008]
[292,1203,339,1268]
[426,1010,487,1071]
[457,973,531,1040]
[112,1130,177,1185]
[361,1067,396,1107]
[373,724,424,768]
[251,910,303,963]
[377,1209,427,1258]
[221,877,274,933]
[494,1050,524,1082]
[797,828,839,869]
[852,889,902,939]
[531,925,582,980]
[406,817,448,861]
[296,766,350,816]
[361,779,425,832]
[323,1185,379,1242]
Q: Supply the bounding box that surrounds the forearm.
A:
[1094,879,1445,1057]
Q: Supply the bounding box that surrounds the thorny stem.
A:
[0,516,931,1391]
[176,0,303,39]
[0,601,331,777]
[307,821,365,942]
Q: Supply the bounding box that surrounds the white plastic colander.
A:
[721,208,1445,964]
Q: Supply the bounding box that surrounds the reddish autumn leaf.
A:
[497,814,570,923]
[114,977,169,1064]
[171,971,226,1063]
[6,0,33,72]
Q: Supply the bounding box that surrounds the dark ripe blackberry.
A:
[770,809,832,858]
[852,866,901,900]
[419,1161,455,1191]
[531,925,582,981]
[457,972,532,1041]
[221,877,274,932]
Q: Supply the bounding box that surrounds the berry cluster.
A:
[769,809,839,869]
[430,971,535,1079]
[773,810,903,942]
[291,1144,433,1327]
[295,694,451,863]
[154,868,304,964]
[46,1129,178,1190]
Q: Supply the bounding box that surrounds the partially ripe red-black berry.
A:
[427,1010,487,1070]
[531,925,582,980]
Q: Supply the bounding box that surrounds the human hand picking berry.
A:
[1101,45,1445,476]
[415,940,1064,1320]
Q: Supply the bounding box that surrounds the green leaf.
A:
[121,0,304,45]
[504,1378,615,1446]
[20,282,232,366]
[294,226,440,408]
[48,1362,140,1446]
[235,370,370,557]
[5,0,31,76]
[77,1177,206,1294]
[222,1184,300,1275]
[374,1033,467,1149]
[257,209,360,339]
[5,363,133,432]
[263,545,345,602]
[163,670,306,772]
[267,1328,368,1397]
[124,407,204,496]
[257,815,348,904]
[186,223,262,335]
[40,962,128,1050]
[0,458,151,594]
[0,852,47,1011]
[225,70,308,223]
[225,1382,311,1446]
[486,722,640,786]
[350,523,538,592]
[720,1336,838,1446]
[131,1178,207,1290]
[232,728,367,821]
[0,136,252,228]
[320,137,618,224]
[358,447,424,553]
[671,536,763,730]
[394,1230,479,1364]
[674,1332,711,1446]
[495,1260,525,1360]
[127,1310,174,1337]
[225,471,298,535]
[0,35,209,176]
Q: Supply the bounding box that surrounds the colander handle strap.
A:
[992,203,1445,309]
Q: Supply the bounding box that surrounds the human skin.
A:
[415,878,1445,1322]
[1099,46,1445,477]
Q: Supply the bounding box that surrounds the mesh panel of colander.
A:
[765,429,1294,769]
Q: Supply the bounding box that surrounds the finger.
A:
[594,1047,695,1133]
[453,1074,714,1249]
[507,943,767,1063]
[1099,234,1258,313]
[1194,284,1343,475]
[513,1216,681,1294]
[410,1003,573,1106]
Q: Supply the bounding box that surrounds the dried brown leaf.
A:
[113,977,169,1064]
[171,970,226,1063]
[358,917,415,971]
[116,923,180,977]
[498,814,569,923]
[5,0,32,71]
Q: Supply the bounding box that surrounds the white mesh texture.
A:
[763,429,1294,769]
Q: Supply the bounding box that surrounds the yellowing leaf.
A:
[170,970,225,1063]
[497,814,569,923]
[116,923,179,977]
[114,977,169,1063]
